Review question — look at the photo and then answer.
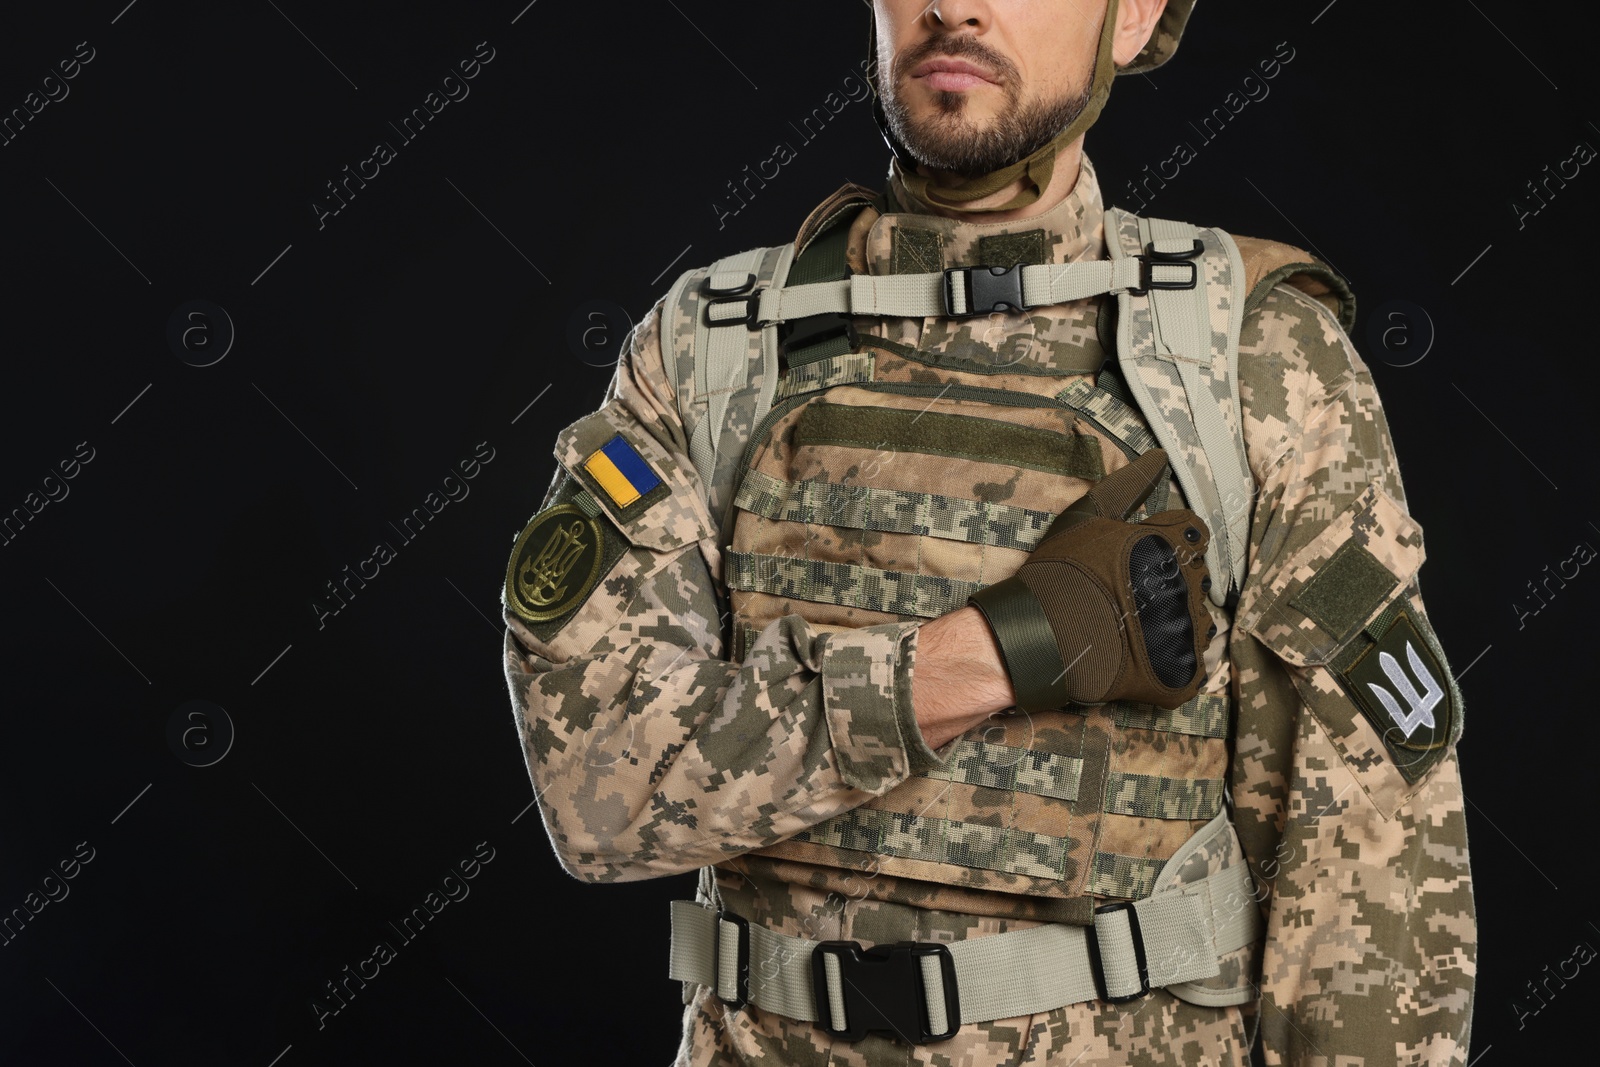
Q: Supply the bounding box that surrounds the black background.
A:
[1,2,1593,1064]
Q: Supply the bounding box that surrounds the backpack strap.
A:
[663,242,792,549]
[662,190,877,547]
[1103,207,1252,608]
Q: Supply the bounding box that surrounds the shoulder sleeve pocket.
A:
[1237,479,1463,816]
[504,408,717,661]
[555,409,715,552]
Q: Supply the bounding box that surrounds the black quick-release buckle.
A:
[703,293,761,329]
[943,263,1027,317]
[810,940,961,1044]
[1086,901,1151,1004]
[712,910,751,1010]
[1130,238,1203,296]
[778,312,857,364]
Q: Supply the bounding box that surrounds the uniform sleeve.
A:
[1228,286,1477,1065]
[501,297,943,883]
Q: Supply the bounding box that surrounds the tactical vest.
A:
[661,186,1353,1005]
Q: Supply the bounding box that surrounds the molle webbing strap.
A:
[735,257,1174,327]
[733,468,1055,552]
[726,551,981,620]
[794,404,1106,479]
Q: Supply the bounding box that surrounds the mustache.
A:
[894,33,1019,87]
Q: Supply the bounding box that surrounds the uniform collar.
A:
[863,153,1107,275]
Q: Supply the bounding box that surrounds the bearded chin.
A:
[886,81,1093,179]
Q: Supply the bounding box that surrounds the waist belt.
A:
[668,862,1261,1045]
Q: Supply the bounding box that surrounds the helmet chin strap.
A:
[876,0,1122,214]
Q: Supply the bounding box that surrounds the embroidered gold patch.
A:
[504,503,604,624]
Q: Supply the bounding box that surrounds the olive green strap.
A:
[968,576,1069,712]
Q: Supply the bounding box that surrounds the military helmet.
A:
[1122,0,1196,75]
[866,1,1197,78]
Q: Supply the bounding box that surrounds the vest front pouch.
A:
[1236,479,1461,817]
[505,406,717,664]
[726,375,1233,908]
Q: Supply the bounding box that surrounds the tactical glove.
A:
[967,449,1214,711]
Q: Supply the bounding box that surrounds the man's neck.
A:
[911,139,1086,223]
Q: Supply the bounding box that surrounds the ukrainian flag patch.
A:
[582,434,663,508]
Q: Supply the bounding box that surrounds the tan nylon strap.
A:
[1107,208,1253,606]
[686,244,794,512]
[752,258,1151,325]
[667,860,1260,1027]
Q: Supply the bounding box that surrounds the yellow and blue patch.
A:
[582,434,662,508]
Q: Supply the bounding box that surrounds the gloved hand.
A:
[967,449,1214,712]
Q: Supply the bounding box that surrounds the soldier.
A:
[501,0,1476,1063]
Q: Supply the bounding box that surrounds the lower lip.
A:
[921,70,991,92]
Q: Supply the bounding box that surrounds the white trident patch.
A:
[1366,640,1444,739]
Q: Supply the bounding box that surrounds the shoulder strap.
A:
[665,242,793,548]
[1103,207,1252,608]
[665,196,874,547]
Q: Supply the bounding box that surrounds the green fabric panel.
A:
[1111,693,1231,739]
[935,739,1083,801]
[794,808,1069,881]
[1086,851,1165,900]
[1290,540,1399,643]
[978,229,1048,267]
[795,403,1105,480]
[858,332,1105,379]
[1102,771,1225,820]
[783,211,858,368]
[788,211,854,286]
[785,333,853,369]
[891,227,945,275]
[733,468,1054,552]
[725,551,982,619]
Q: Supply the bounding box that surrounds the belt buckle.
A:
[810,939,961,1044]
[712,910,750,1010]
[1088,901,1152,1004]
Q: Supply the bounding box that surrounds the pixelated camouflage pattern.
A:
[1106,206,1253,598]
[1123,0,1197,76]
[502,151,1474,1064]
[674,869,1251,1066]
[728,172,1230,909]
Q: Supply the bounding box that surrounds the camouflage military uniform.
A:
[502,153,1476,1065]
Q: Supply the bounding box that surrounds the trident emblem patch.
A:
[504,503,604,624]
